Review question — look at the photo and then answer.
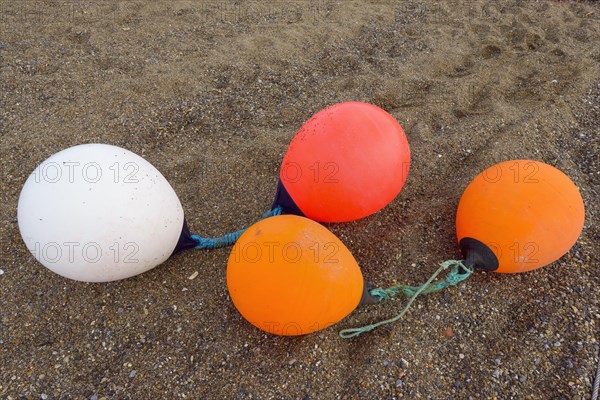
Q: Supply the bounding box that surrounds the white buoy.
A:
[17,144,184,282]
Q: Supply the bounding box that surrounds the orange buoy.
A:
[273,102,410,222]
[339,160,586,338]
[227,215,363,335]
[456,160,585,273]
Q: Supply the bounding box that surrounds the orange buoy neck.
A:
[459,237,499,271]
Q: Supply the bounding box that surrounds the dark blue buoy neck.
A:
[171,219,199,256]
[271,179,305,217]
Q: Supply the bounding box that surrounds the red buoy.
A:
[274,102,410,222]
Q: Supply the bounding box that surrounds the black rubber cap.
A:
[359,280,380,306]
[459,237,499,271]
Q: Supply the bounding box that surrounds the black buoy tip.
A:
[359,280,380,306]
[459,237,499,272]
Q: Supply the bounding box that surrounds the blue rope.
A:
[191,206,282,250]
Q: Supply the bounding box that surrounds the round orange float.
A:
[227,215,364,336]
[340,160,585,338]
[456,160,585,273]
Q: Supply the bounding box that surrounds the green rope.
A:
[339,260,473,339]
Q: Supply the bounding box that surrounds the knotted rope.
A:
[340,260,473,339]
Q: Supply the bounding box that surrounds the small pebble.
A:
[459,354,465,360]
[90,395,99,400]
[129,370,137,378]
[395,379,403,387]
[492,370,500,379]
[288,359,297,366]
[188,271,199,280]
[0,269,4,275]
[41,395,48,400]
[494,358,501,366]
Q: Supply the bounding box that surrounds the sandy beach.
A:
[1,1,599,398]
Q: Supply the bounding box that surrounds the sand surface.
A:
[1,1,599,399]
